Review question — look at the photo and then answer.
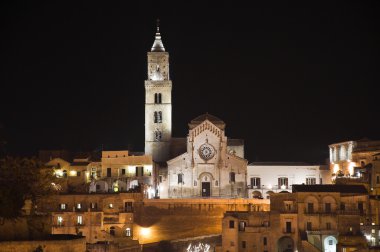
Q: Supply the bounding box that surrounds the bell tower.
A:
[144,20,172,162]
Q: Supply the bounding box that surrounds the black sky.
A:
[1,1,379,163]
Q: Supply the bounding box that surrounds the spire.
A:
[151,19,165,52]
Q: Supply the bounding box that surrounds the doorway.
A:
[202,182,210,197]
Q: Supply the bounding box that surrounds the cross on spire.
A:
[151,18,165,52]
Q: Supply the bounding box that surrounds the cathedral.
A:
[144,24,248,198]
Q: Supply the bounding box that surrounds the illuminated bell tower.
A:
[144,21,172,162]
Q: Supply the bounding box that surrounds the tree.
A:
[0,156,57,224]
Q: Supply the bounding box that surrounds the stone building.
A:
[329,139,380,195]
[221,184,374,252]
[247,162,331,199]
[161,114,248,198]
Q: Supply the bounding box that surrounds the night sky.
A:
[1,1,379,163]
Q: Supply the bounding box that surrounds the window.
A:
[154,111,162,123]
[178,173,183,184]
[194,180,197,186]
[329,240,333,245]
[109,203,114,209]
[107,168,111,177]
[90,203,97,209]
[126,228,131,237]
[77,215,83,225]
[326,222,331,230]
[239,221,246,231]
[154,93,162,104]
[241,241,246,248]
[229,220,235,229]
[307,203,314,213]
[57,216,63,226]
[77,171,81,177]
[136,166,144,177]
[340,203,345,211]
[306,177,316,185]
[377,175,380,184]
[215,180,218,186]
[154,130,162,141]
[60,203,66,210]
[76,203,82,210]
[263,237,267,246]
[230,241,234,246]
[286,221,292,233]
[278,177,288,189]
[121,169,126,175]
[325,203,331,213]
[358,202,364,214]
[229,172,235,183]
[62,170,67,178]
[96,184,100,190]
[125,202,133,212]
[250,177,261,188]
[306,222,312,231]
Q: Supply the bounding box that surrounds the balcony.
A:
[283,228,296,234]
[307,230,337,236]
[304,210,338,215]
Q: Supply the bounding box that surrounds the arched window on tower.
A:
[154,111,157,123]
[158,111,162,123]
[154,93,162,104]
[154,130,162,141]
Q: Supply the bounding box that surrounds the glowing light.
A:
[348,162,355,176]
[365,234,371,241]
[372,223,376,225]
[69,170,77,176]
[333,164,340,174]
[140,227,150,237]
[55,170,63,177]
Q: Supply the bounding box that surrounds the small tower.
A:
[144,20,172,162]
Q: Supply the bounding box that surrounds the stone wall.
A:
[133,198,269,244]
[0,236,86,252]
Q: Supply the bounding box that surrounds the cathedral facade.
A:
[144,24,247,198]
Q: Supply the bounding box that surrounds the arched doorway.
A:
[252,190,262,199]
[110,226,116,236]
[199,173,213,197]
[277,236,294,252]
[324,236,337,252]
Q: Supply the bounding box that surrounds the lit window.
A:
[77,215,83,225]
[126,228,131,237]
[90,203,97,209]
[57,216,63,226]
[109,203,114,209]
[60,204,66,210]
[278,177,288,189]
[250,177,261,188]
[306,177,316,185]
[76,203,81,209]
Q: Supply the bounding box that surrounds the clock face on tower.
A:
[199,143,215,161]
